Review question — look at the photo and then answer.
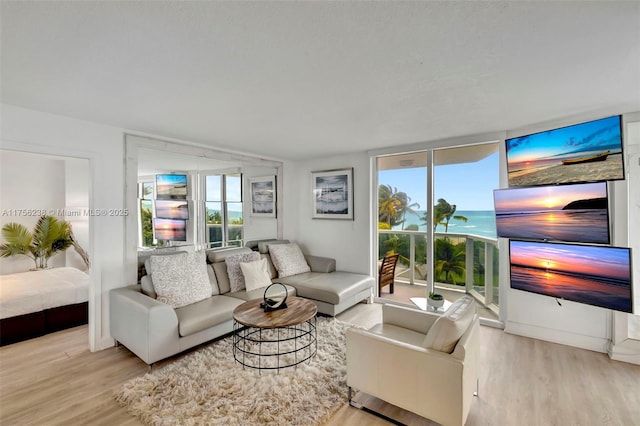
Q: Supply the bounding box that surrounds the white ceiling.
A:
[2,1,639,161]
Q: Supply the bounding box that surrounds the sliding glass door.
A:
[375,142,500,320]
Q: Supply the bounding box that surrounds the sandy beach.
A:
[508,153,623,187]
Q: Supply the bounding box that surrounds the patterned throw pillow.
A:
[149,251,212,308]
[268,243,311,278]
[225,251,261,292]
[239,258,272,292]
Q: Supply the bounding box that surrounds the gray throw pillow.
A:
[150,251,212,308]
[225,251,261,292]
[269,243,311,278]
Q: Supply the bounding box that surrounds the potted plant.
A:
[427,291,445,310]
[0,215,88,270]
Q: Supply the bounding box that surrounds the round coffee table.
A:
[232,296,317,373]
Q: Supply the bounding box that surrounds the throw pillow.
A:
[423,295,476,353]
[268,243,311,278]
[150,251,212,308]
[240,258,272,292]
[225,251,261,292]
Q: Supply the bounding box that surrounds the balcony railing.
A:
[378,229,499,316]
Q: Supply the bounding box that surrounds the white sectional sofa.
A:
[110,240,374,365]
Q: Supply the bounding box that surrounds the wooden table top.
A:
[232,296,317,328]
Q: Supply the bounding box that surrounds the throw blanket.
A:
[0,267,89,319]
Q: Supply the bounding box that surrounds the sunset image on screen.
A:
[494,182,609,243]
[509,240,632,313]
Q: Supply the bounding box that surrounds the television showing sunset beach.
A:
[494,182,609,243]
[506,115,624,187]
[509,240,632,313]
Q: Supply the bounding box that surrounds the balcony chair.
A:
[378,253,399,295]
[346,296,480,426]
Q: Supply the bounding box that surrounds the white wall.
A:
[64,157,90,270]
[283,152,372,275]
[0,150,66,273]
[1,103,126,351]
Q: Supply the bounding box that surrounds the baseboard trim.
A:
[505,321,610,353]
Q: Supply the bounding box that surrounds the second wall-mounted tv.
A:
[509,240,632,313]
[506,115,624,187]
[494,182,610,244]
[155,200,190,220]
[156,174,188,200]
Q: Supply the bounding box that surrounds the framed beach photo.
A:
[311,168,353,220]
[249,176,276,217]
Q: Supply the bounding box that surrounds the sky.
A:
[506,115,621,164]
[378,151,499,211]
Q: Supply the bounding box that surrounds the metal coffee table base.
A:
[233,317,317,373]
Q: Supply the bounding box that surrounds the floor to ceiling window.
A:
[376,142,500,321]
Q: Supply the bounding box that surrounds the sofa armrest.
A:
[109,285,180,365]
[304,255,336,273]
[382,304,439,335]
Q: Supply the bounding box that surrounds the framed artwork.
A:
[312,168,353,220]
[249,176,276,217]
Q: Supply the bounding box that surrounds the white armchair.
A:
[346,296,480,426]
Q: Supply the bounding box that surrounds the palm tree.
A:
[434,238,466,285]
[433,198,468,233]
[378,184,420,229]
[394,191,420,230]
[378,184,400,227]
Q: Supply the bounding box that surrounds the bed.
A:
[0,267,89,346]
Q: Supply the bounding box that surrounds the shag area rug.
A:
[114,317,355,425]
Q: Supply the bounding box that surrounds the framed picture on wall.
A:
[249,176,276,217]
[311,168,353,220]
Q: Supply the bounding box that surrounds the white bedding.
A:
[0,267,89,320]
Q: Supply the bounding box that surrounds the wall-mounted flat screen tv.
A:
[156,174,188,200]
[153,218,187,241]
[506,115,624,187]
[494,182,610,244]
[509,240,632,313]
[155,200,190,220]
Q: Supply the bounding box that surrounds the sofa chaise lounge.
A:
[110,240,374,365]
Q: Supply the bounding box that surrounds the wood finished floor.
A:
[1,303,639,425]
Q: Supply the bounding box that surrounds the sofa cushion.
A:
[207,264,220,296]
[212,262,231,294]
[174,295,245,337]
[257,239,290,254]
[277,271,373,305]
[225,251,261,292]
[240,258,272,292]
[269,243,311,278]
[423,295,476,353]
[261,253,278,279]
[206,246,252,263]
[150,251,212,309]
[227,283,297,302]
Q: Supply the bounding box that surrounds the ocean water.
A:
[395,210,497,239]
[495,209,608,243]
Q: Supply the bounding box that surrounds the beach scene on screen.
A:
[506,116,623,187]
[494,182,609,243]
